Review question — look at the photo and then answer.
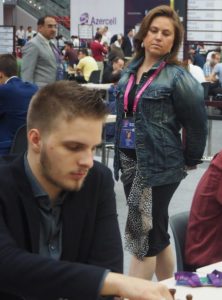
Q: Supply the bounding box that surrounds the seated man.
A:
[102,56,124,84]
[75,48,98,83]
[0,54,38,154]
[203,52,220,82]
[0,80,172,300]
[185,150,222,271]
[63,40,79,68]
[209,62,222,97]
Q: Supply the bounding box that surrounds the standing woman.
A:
[114,5,207,281]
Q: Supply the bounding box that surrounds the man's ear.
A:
[28,129,42,153]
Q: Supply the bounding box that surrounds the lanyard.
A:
[123,61,166,113]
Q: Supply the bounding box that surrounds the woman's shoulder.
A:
[165,62,186,73]
[165,63,194,81]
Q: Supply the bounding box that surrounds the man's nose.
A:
[78,150,94,169]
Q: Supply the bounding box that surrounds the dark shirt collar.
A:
[24,154,65,207]
[24,153,47,198]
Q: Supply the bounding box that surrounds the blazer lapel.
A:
[37,35,56,62]
[20,191,40,253]
[12,157,40,253]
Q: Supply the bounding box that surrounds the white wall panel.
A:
[70,0,124,37]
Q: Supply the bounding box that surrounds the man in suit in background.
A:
[0,80,172,300]
[0,54,38,154]
[121,28,134,57]
[21,16,63,88]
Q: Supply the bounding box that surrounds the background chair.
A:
[169,211,190,271]
[9,124,27,154]
[201,81,210,100]
[88,70,101,83]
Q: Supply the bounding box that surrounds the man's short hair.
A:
[27,81,107,134]
[95,32,102,40]
[64,41,73,47]
[37,15,56,26]
[0,54,17,77]
[79,48,88,56]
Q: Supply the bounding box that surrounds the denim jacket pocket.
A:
[140,89,172,122]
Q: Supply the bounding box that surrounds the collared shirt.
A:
[24,154,64,260]
[4,76,18,84]
[203,62,213,77]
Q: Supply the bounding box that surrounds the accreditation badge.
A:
[119,118,135,149]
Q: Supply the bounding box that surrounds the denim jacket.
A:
[114,57,207,186]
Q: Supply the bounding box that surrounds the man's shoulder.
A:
[7,77,38,92]
[0,156,18,180]
[23,35,42,51]
[88,160,112,179]
[83,161,114,190]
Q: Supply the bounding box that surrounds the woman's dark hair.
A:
[133,5,184,64]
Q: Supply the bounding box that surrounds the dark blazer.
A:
[0,77,38,154]
[0,156,123,300]
[121,36,133,57]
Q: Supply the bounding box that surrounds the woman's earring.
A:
[141,42,144,48]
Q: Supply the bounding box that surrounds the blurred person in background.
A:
[183,54,206,83]
[16,25,25,47]
[121,28,135,57]
[203,52,220,81]
[185,150,222,271]
[22,16,64,87]
[25,26,36,41]
[75,48,98,83]
[63,41,79,68]
[90,32,108,81]
[102,56,124,84]
[108,34,125,63]
[0,54,37,154]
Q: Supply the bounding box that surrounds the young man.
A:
[0,54,38,154]
[0,81,172,300]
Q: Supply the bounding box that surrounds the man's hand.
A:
[101,272,173,300]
